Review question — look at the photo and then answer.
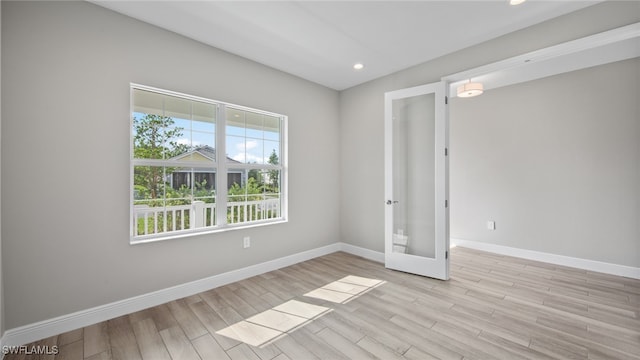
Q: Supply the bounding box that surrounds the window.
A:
[131,84,287,243]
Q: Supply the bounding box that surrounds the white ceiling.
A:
[92,0,601,91]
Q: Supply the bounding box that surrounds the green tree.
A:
[248,168,263,186]
[228,177,263,201]
[133,114,189,199]
[267,149,279,191]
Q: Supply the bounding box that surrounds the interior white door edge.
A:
[384,81,449,280]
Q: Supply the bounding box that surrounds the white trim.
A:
[451,238,640,280]
[130,219,289,245]
[216,103,229,228]
[444,23,640,97]
[339,243,384,263]
[131,83,284,118]
[2,243,341,347]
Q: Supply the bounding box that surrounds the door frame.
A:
[384,81,450,280]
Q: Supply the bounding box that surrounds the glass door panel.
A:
[392,94,436,258]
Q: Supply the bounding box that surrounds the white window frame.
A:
[130,84,288,244]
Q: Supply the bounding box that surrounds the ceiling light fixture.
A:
[509,0,526,5]
[353,63,364,70]
[457,80,484,98]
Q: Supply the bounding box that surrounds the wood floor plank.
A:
[353,308,463,359]
[529,335,589,359]
[233,287,273,313]
[316,327,377,359]
[56,340,83,360]
[8,247,639,360]
[166,298,209,340]
[191,334,231,360]
[288,327,349,360]
[158,326,201,360]
[587,346,640,360]
[216,286,259,319]
[330,307,412,355]
[247,343,282,360]
[251,276,298,301]
[130,318,171,360]
[273,333,320,360]
[270,353,292,360]
[127,308,153,325]
[226,343,261,360]
[391,312,527,360]
[238,277,270,297]
[84,350,112,360]
[188,301,242,350]
[83,322,110,358]
[148,304,179,331]
[214,303,246,325]
[447,304,531,348]
[106,316,142,360]
[58,328,83,347]
[259,292,288,308]
[403,346,440,360]
[34,335,58,360]
[356,336,405,360]
[314,312,365,343]
[477,331,554,360]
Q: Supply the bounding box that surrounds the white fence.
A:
[134,198,280,236]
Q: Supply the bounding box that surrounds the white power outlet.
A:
[487,221,496,230]
[243,236,251,248]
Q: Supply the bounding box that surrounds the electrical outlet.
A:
[487,221,496,230]
[243,236,251,248]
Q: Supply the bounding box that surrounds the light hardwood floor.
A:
[6,247,640,359]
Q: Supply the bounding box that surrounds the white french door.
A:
[384,81,449,280]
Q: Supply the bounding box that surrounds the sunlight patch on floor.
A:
[216,299,329,347]
[304,275,385,304]
[216,276,384,347]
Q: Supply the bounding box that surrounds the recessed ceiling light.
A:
[510,0,526,5]
[353,63,364,70]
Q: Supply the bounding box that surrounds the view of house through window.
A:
[131,85,286,242]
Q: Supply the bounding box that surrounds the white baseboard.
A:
[339,243,384,263]
[3,242,349,348]
[2,242,384,348]
[451,238,640,280]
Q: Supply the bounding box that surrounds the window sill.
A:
[130,219,288,245]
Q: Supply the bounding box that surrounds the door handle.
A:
[386,200,399,205]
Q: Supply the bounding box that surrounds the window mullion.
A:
[216,104,228,227]
[280,116,288,222]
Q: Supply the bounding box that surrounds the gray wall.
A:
[1,1,340,329]
[339,1,639,263]
[451,59,639,267]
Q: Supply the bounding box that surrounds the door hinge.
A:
[445,200,448,208]
[446,251,449,259]
[445,96,448,105]
[445,148,448,156]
